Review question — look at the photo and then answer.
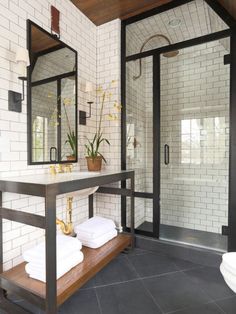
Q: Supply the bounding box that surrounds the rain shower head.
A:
[133,34,179,80]
[163,50,179,58]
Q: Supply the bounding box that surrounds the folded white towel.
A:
[25,251,84,283]
[77,227,115,242]
[74,216,116,240]
[23,234,82,263]
[78,228,117,249]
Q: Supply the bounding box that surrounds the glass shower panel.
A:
[126,56,153,233]
[160,39,230,250]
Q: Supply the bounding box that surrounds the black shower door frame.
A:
[121,1,236,251]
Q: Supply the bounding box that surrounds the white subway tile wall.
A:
[0,0,120,271]
[95,19,122,226]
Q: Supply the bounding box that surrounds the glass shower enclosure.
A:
[124,38,230,251]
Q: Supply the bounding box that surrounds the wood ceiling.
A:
[70,0,235,26]
[218,0,236,19]
[70,0,173,26]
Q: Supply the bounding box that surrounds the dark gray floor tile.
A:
[92,254,138,287]
[169,302,224,314]
[59,288,100,314]
[184,266,234,300]
[216,296,236,314]
[170,256,202,271]
[143,271,211,313]
[96,280,161,314]
[127,251,179,277]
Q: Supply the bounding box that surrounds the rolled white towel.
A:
[78,228,117,249]
[23,234,82,264]
[25,251,84,283]
[74,216,116,240]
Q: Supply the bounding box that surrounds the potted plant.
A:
[85,132,110,171]
[85,81,121,171]
[63,98,76,161]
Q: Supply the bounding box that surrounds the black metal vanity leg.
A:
[89,194,94,218]
[45,189,57,314]
[0,191,3,299]
[130,174,135,248]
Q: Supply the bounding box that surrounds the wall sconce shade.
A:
[79,81,94,125]
[15,47,30,78]
[9,47,30,111]
[15,47,30,65]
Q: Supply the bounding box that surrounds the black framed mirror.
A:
[27,20,78,165]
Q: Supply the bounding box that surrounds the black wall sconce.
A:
[79,81,94,125]
[9,47,29,113]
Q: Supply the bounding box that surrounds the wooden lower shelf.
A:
[1,234,131,306]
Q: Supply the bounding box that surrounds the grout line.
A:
[87,277,141,290]
[213,301,227,314]
[85,266,205,290]
[139,278,165,314]
[94,287,103,314]
[81,253,206,291]
[209,293,236,303]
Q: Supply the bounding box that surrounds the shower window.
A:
[181,117,227,165]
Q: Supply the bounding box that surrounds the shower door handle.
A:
[164,144,169,165]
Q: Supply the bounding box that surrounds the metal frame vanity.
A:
[0,170,135,314]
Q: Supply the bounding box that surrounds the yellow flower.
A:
[96,86,104,94]
[107,114,114,121]
[63,98,72,106]
[111,80,117,87]
[113,102,122,112]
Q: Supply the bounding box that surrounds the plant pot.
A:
[86,156,102,171]
[67,155,76,161]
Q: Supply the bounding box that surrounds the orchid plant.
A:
[85,80,122,163]
[63,98,77,158]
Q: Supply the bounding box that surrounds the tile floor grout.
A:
[94,287,104,314]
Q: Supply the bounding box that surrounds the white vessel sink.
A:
[60,171,100,197]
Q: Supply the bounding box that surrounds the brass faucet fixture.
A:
[49,164,73,175]
[56,196,75,236]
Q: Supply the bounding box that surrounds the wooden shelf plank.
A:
[0,234,131,306]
